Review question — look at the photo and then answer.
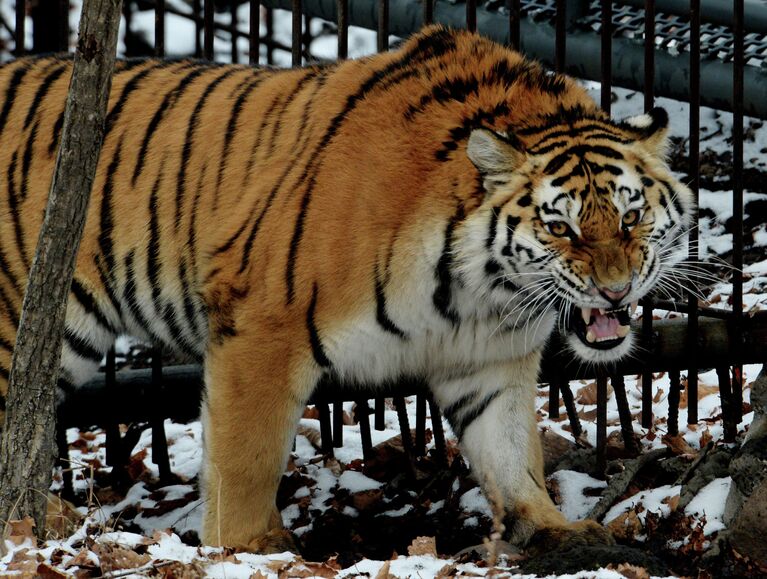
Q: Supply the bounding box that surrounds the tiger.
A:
[0,25,694,553]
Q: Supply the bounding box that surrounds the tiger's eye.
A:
[622,210,641,228]
[547,221,571,238]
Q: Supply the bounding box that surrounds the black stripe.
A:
[184,163,207,334]
[178,258,202,341]
[447,389,504,438]
[70,278,118,334]
[213,74,269,207]
[237,72,330,273]
[0,391,6,410]
[307,283,331,368]
[104,61,169,137]
[64,329,103,362]
[176,67,240,229]
[7,152,29,269]
[486,206,500,249]
[443,392,474,428]
[544,144,624,175]
[284,30,458,303]
[49,110,65,156]
[23,64,67,129]
[434,102,511,162]
[0,285,19,327]
[98,139,124,279]
[122,250,162,343]
[529,126,629,154]
[266,70,321,158]
[132,65,211,186]
[0,366,8,385]
[20,120,39,201]
[374,265,407,339]
[0,245,22,297]
[433,205,465,325]
[147,164,166,324]
[0,335,13,352]
[0,63,31,136]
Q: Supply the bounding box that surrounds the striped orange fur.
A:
[0,26,693,551]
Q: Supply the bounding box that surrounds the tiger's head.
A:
[462,107,694,363]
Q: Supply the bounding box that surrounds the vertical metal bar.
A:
[643,0,655,111]
[377,0,389,52]
[717,366,736,442]
[249,0,260,65]
[150,349,172,482]
[155,0,166,58]
[466,0,477,33]
[423,0,434,26]
[58,0,69,51]
[15,0,26,56]
[732,0,745,427]
[415,395,427,457]
[559,380,583,439]
[596,372,608,473]
[265,7,274,65]
[104,348,119,467]
[612,374,636,453]
[641,309,654,428]
[337,0,348,59]
[231,0,239,63]
[548,381,560,419]
[427,396,447,464]
[303,13,312,61]
[394,397,413,455]
[56,422,74,499]
[318,402,334,455]
[194,0,202,58]
[332,400,344,448]
[204,0,214,60]
[356,400,373,460]
[667,369,680,436]
[509,0,521,51]
[375,397,386,430]
[600,0,612,113]
[292,0,302,66]
[555,0,566,72]
[687,0,700,424]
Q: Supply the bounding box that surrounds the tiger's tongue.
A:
[589,312,620,339]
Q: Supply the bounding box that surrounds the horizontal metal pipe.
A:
[620,0,767,34]
[58,314,767,428]
[259,0,767,119]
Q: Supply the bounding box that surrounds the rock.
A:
[678,446,733,510]
[728,479,767,565]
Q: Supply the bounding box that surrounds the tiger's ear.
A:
[622,107,670,159]
[467,129,526,191]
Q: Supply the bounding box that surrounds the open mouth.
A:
[569,302,638,350]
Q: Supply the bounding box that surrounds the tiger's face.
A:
[465,108,694,363]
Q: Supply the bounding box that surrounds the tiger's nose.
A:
[599,283,631,305]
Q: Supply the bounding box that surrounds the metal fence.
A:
[6,0,765,492]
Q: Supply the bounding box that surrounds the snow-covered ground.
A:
[2,4,767,578]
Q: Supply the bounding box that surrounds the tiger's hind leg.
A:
[430,353,613,551]
[201,322,318,551]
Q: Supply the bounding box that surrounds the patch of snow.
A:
[338,470,382,493]
[603,485,682,527]
[551,470,607,521]
[459,487,493,518]
[685,477,732,536]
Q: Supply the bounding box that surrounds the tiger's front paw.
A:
[527,520,614,556]
[241,529,301,555]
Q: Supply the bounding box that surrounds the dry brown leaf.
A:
[700,428,713,447]
[576,382,598,405]
[158,560,206,578]
[352,488,383,511]
[408,536,437,557]
[93,543,151,573]
[435,563,458,577]
[375,560,396,579]
[607,510,642,541]
[610,562,650,579]
[250,572,270,579]
[7,517,36,547]
[662,433,697,456]
[663,494,681,513]
[653,388,665,403]
[63,548,98,571]
[46,494,83,540]
[36,562,71,579]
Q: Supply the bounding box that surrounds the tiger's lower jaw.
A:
[564,303,636,363]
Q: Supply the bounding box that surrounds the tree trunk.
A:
[0,0,122,543]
